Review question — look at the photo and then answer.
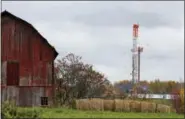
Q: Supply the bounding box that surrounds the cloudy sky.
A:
[2,1,184,83]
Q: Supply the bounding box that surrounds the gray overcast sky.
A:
[2,1,184,83]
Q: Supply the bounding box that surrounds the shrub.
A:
[16,108,40,118]
[180,89,184,113]
[71,99,77,109]
[1,100,40,118]
[2,100,17,118]
[171,88,184,114]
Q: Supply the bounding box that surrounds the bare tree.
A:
[55,53,112,105]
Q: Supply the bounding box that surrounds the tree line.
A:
[54,53,184,106]
[54,53,115,106]
[114,79,183,95]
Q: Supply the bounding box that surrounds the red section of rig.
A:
[133,24,139,38]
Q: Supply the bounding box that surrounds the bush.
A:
[171,88,184,114]
[2,100,17,118]
[71,99,77,109]
[1,100,40,118]
[16,108,40,118]
[180,89,184,113]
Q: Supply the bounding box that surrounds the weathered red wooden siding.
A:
[6,61,19,86]
[18,86,53,106]
[2,15,55,86]
[1,11,58,106]
[1,86,19,104]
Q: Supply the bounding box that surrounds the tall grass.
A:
[1,101,40,118]
[2,99,183,118]
[1,102,183,118]
[75,98,174,113]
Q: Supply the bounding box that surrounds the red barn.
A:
[1,10,58,106]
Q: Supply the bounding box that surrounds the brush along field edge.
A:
[75,99,175,113]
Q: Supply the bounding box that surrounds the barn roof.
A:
[1,10,58,59]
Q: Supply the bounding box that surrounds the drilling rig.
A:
[131,24,143,95]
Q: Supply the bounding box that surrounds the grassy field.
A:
[18,107,184,118]
[3,99,183,118]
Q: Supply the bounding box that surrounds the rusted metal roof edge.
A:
[1,10,59,59]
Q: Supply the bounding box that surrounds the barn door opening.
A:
[7,61,19,86]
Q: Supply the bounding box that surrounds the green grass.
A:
[17,107,184,118]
